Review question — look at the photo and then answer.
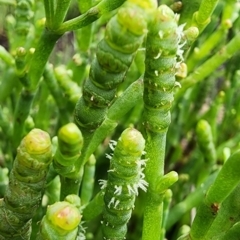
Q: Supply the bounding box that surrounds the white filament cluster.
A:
[98,141,148,210]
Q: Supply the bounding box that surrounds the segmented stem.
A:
[142,5,184,240]
[0,129,52,239]
[36,194,82,240]
[74,0,153,133]
[100,128,147,240]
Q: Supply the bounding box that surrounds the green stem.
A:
[192,0,220,32]
[12,29,62,141]
[28,29,62,92]
[75,79,144,171]
[60,176,82,200]
[177,33,240,98]
[52,0,72,29]
[0,45,14,66]
[53,123,83,200]
[82,190,105,221]
[0,68,18,103]
[187,27,228,72]
[141,5,180,239]
[187,0,237,72]
[142,132,166,240]
[166,171,218,230]
[161,189,172,240]
[218,222,240,240]
[43,64,70,125]
[12,89,35,149]
[43,0,56,28]
[80,154,96,205]
[54,0,127,34]
[0,129,52,239]
[179,0,201,28]
[190,150,240,239]
[205,183,240,239]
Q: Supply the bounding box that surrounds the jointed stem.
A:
[192,0,220,32]
[76,79,144,171]
[177,33,240,98]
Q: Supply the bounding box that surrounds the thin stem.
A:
[75,79,144,171]
[179,0,201,28]
[190,150,240,239]
[195,0,220,23]
[142,132,166,240]
[0,45,14,66]
[51,0,72,29]
[166,172,218,230]
[55,0,127,34]
[43,64,70,125]
[177,33,240,98]
[43,0,56,29]
[12,89,35,149]
[27,29,62,92]
[141,5,179,239]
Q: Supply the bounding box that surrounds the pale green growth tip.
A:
[58,123,83,145]
[47,201,82,231]
[156,171,178,193]
[164,189,173,199]
[16,47,26,57]
[196,119,211,135]
[222,19,232,29]
[157,5,175,22]
[117,7,147,36]
[64,194,81,208]
[119,128,145,155]
[23,128,51,155]
[170,1,183,12]
[176,62,187,78]
[184,27,199,41]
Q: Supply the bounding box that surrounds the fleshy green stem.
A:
[166,171,218,230]
[53,123,83,199]
[80,154,96,205]
[189,150,240,239]
[142,5,182,239]
[27,29,62,92]
[52,0,72,29]
[177,33,240,98]
[43,0,56,28]
[76,79,144,171]
[0,129,52,239]
[12,89,35,149]
[191,0,220,32]
[54,0,127,34]
[43,64,70,125]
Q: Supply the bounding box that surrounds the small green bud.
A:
[64,194,81,208]
[23,128,52,155]
[157,5,175,22]
[47,202,81,231]
[184,27,199,42]
[156,171,178,193]
[119,128,145,156]
[57,123,83,158]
